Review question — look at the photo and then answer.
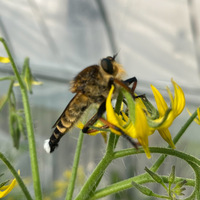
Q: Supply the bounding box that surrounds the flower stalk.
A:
[0,38,42,200]
[65,131,84,200]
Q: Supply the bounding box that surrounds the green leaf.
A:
[145,167,163,184]
[132,181,169,199]
[168,165,175,186]
[132,181,154,196]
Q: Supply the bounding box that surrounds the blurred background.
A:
[0,0,200,199]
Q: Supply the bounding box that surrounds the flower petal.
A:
[158,129,175,149]
[106,85,126,135]
[0,56,10,63]
[151,85,168,116]
[134,103,151,158]
[171,79,185,118]
[197,108,200,124]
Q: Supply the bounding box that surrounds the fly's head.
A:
[100,54,126,81]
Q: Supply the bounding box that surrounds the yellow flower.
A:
[187,107,200,125]
[106,85,151,158]
[13,58,42,93]
[76,121,108,143]
[0,170,20,198]
[150,79,185,148]
[0,56,10,63]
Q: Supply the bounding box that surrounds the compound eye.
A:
[101,58,114,74]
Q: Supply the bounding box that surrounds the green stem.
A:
[0,152,32,200]
[65,131,84,200]
[89,147,199,199]
[150,109,198,172]
[75,152,113,200]
[182,161,199,200]
[173,109,198,144]
[189,162,200,200]
[0,76,15,82]
[114,147,200,166]
[90,174,194,199]
[0,38,24,87]
[0,37,42,200]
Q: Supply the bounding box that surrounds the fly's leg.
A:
[82,101,107,133]
[99,118,138,149]
[123,77,146,100]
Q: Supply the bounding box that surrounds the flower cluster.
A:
[81,79,185,159]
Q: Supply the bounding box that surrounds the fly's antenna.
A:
[113,50,121,60]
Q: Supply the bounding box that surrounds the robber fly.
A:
[44,54,130,153]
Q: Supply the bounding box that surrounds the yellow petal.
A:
[76,121,107,136]
[171,79,185,117]
[106,85,126,135]
[151,85,168,115]
[31,80,43,85]
[187,108,200,125]
[186,108,192,116]
[123,104,151,158]
[0,177,17,198]
[76,121,84,129]
[13,82,20,87]
[101,132,107,143]
[134,103,151,158]
[153,110,174,129]
[197,108,200,124]
[158,129,175,149]
[0,56,10,63]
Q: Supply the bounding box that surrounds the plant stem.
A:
[0,76,15,82]
[65,131,84,200]
[184,161,200,200]
[75,152,113,200]
[0,37,42,200]
[90,174,194,199]
[114,147,200,166]
[89,147,199,199]
[0,152,32,200]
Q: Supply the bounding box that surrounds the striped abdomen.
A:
[44,93,91,153]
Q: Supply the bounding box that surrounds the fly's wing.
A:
[70,65,100,93]
[52,65,99,128]
[52,93,80,128]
